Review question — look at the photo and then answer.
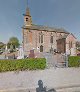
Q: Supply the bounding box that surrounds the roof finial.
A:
[25,0,30,16]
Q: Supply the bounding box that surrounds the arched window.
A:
[41,35,43,43]
[26,18,28,21]
[69,41,72,49]
[50,36,53,43]
[39,32,44,43]
[26,37,27,43]
[39,35,40,43]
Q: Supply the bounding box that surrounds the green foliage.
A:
[7,37,20,49]
[0,58,46,72]
[0,42,4,49]
[68,56,80,67]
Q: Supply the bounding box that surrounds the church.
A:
[22,7,76,56]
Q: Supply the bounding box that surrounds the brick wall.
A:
[23,28,68,55]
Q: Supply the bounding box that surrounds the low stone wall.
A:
[0,55,5,59]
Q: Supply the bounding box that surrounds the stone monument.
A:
[17,45,24,59]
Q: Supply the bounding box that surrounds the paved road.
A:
[0,68,80,92]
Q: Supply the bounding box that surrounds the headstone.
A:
[5,45,8,51]
[17,45,24,59]
[29,50,35,58]
[5,45,8,59]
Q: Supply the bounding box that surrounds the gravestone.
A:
[17,45,24,59]
[29,50,35,58]
[4,45,8,59]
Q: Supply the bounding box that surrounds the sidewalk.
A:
[0,68,80,91]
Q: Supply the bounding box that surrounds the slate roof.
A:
[22,24,69,33]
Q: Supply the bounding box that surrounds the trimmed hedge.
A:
[0,58,46,72]
[68,56,80,67]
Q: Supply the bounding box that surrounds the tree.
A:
[0,42,5,54]
[0,42,5,49]
[7,37,20,50]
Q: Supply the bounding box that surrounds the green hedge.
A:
[0,58,46,72]
[68,56,80,67]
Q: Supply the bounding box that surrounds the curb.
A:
[0,84,80,92]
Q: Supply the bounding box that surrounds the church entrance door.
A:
[40,45,43,52]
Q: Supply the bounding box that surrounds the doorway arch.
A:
[40,45,43,52]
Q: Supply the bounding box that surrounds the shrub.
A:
[68,56,80,67]
[0,58,46,72]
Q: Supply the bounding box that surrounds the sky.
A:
[0,0,80,44]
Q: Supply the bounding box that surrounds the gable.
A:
[66,33,76,43]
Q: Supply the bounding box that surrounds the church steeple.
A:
[23,0,32,26]
[26,7,31,16]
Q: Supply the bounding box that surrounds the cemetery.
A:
[0,41,80,73]
[0,1,80,92]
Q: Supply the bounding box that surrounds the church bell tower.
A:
[23,2,32,26]
[22,0,33,55]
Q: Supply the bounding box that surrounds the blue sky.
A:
[0,0,80,43]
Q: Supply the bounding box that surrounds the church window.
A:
[41,35,43,43]
[50,36,53,43]
[26,38,27,43]
[69,41,70,49]
[39,32,44,43]
[26,36,28,43]
[26,18,28,21]
[40,45,43,52]
[39,35,40,43]
[69,41,72,49]
[71,41,72,48]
